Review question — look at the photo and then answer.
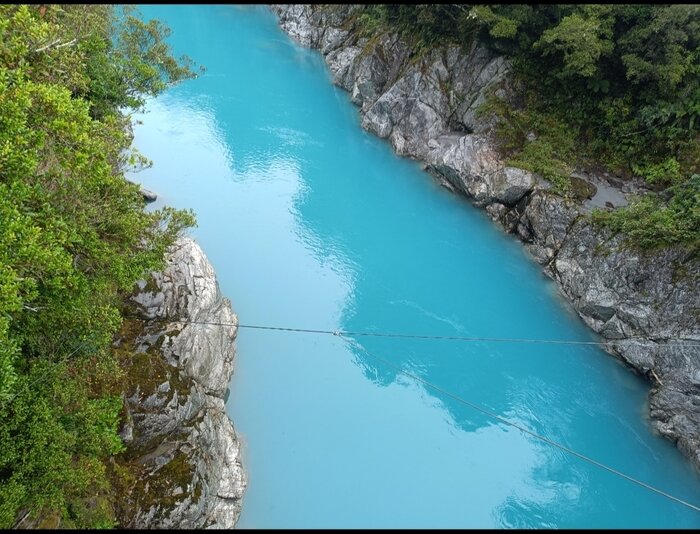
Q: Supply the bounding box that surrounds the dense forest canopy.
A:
[358,4,700,250]
[0,4,195,527]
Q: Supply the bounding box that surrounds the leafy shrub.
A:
[0,5,196,527]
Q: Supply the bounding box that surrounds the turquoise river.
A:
[131,5,700,528]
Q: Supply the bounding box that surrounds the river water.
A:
[131,5,700,528]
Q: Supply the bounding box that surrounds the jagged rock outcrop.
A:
[114,237,245,528]
[271,4,700,469]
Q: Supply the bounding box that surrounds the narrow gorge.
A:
[123,4,700,528]
[3,3,698,529]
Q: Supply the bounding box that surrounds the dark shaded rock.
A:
[141,187,157,203]
[569,175,597,201]
[490,167,536,206]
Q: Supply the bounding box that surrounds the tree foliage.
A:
[0,4,196,527]
[356,5,481,49]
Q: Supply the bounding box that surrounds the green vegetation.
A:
[355,5,481,51]
[591,174,700,251]
[477,94,576,193]
[0,5,196,527]
[356,5,700,249]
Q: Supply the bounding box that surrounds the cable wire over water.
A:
[134,316,700,348]
[338,334,700,514]
[124,314,700,512]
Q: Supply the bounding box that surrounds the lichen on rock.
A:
[114,237,245,528]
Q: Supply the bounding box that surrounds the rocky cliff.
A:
[271,4,700,469]
[113,237,245,528]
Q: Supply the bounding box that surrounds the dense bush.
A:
[0,5,195,527]
[356,5,480,50]
[592,175,700,251]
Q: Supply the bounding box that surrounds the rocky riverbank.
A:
[113,237,245,528]
[271,4,700,469]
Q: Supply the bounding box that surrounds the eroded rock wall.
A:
[115,237,245,528]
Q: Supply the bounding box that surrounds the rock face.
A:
[126,179,158,202]
[140,187,157,203]
[271,5,700,469]
[115,237,245,528]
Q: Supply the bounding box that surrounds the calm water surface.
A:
[131,5,700,528]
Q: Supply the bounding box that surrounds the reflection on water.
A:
[130,4,700,528]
